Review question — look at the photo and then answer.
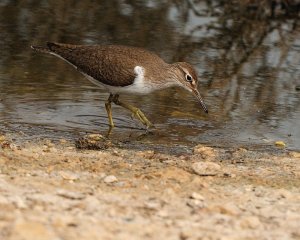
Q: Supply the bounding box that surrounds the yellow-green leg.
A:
[112,94,153,129]
[105,94,114,135]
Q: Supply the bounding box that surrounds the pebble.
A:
[59,139,67,144]
[275,141,286,148]
[0,135,6,142]
[56,189,86,200]
[190,192,205,201]
[60,171,80,181]
[186,199,205,209]
[44,140,54,148]
[87,133,106,140]
[157,209,169,218]
[75,134,111,150]
[144,200,161,210]
[223,172,236,178]
[114,181,127,187]
[192,162,221,176]
[193,144,216,159]
[216,203,241,216]
[103,175,118,184]
[135,150,155,159]
[289,151,300,158]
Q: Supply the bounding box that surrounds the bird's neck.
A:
[161,64,182,87]
[140,64,182,91]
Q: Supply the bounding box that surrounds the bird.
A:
[31,42,208,133]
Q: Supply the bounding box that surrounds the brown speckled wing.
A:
[47,42,142,87]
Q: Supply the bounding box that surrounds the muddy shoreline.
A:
[0,133,299,240]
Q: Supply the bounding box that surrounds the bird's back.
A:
[33,42,166,87]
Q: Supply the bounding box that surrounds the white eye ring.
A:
[185,74,192,82]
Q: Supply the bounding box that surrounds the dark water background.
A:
[0,1,299,150]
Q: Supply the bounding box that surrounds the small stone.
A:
[289,151,300,158]
[60,171,80,181]
[275,141,286,148]
[135,150,155,159]
[42,145,51,152]
[114,181,127,187]
[0,135,6,142]
[216,203,241,216]
[56,189,86,200]
[59,139,67,144]
[223,172,236,178]
[144,200,161,210]
[192,162,221,176]
[75,134,111,150]
[193,144,216,159]
[179,155,190,160]
[157,209,169,218]
[0,140,13,149]
[103,175,118,184]
[244,185,254,192]
[234,147,248,153]
[88,133,106,140]
[186,199,205,209]
[44,140,55,148]
[232,148,248,159]
[190,192,205,201]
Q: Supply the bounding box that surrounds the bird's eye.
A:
[185,74,192,82]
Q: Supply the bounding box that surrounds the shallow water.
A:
[0,1,299,150]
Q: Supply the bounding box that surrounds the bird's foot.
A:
[105,125,114,138]
[131,108,153,129]
[111,94,154,130]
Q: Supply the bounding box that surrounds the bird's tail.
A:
[31,45,51,54]
[31,42,62,54]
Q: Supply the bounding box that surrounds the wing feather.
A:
[47,42,139,87]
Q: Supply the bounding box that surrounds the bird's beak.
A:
[192,89,208,113]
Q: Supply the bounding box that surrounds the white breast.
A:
[83,65,157,95]
[126,66,152,94]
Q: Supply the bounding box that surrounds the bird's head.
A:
[174,62,208,114]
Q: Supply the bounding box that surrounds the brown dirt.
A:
[0,134,299,240]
